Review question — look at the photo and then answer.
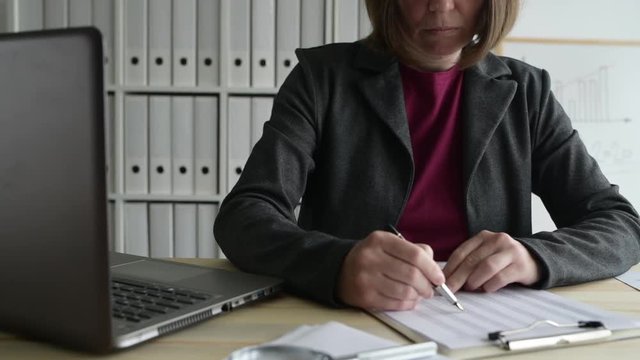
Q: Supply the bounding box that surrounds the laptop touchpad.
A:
[111,260,211,284]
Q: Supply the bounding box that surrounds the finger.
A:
[415,243,432,255]
[443,232,486,277]
[381,235,443,288]
[414,244,446,286]
[464,252,512,291]
[367,292,419,311]
[381,233,432,268]
[446,239,501,292]
[380,253,434,298]
[378,274,422,301]
[352,287,416,311]
[481,263,522,292]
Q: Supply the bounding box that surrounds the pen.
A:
[387,224,464,311]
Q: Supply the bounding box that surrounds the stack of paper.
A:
[269,321,397,357]
[269,321,449,359]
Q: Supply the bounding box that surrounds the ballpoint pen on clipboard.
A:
[488,320,612,351]
[387,224,464,311]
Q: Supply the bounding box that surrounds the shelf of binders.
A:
[2,0,372,258]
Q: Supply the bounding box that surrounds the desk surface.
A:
[1,260,638,360]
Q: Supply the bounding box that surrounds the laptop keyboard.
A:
[111,278,212,323]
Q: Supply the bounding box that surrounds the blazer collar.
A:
[353,40,514,77]
[460,55,517,193]
[355,43,413,158]
[355,43,517,194]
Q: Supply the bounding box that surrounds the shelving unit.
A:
[1,0,371,258]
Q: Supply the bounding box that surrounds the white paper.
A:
[269,321,449,359]
[382,287,640,350]
[270,321,397,357]
[616,270,640,291]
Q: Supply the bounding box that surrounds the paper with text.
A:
[380,287,640,350]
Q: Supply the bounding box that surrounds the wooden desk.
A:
[1,260,638,360]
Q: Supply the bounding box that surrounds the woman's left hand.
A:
[442,230,540,292]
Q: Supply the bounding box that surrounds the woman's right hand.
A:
[336,230,445,310]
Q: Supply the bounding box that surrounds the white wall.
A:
[506,0,640,233]
[512,0,640,40]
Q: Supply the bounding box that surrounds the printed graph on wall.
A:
[500,39,640,230]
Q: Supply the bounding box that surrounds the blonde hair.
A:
[364,0,520,69]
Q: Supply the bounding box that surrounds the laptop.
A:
[0,28,282,353]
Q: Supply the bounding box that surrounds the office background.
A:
[0,0,638,258]
[503,0,640,232]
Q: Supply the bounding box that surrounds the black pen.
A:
[388,224,464,311]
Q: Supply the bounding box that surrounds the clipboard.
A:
[487,320,612,351]
[371,287,640,359]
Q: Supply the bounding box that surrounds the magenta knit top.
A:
[396,63,469,260]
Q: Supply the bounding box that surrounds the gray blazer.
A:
[214,41,640,306]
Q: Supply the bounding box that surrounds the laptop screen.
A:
[0,28,112,352]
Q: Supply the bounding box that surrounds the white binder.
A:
[335,0,358,42]
[250,96,273,147]
[172,0,197,86]
[124,95,149,194]
[124,0,147,85]
[124,203,149,256]
[276,0,300,87]
[92,0,115,84]
[149,203,174,258]
[358,0,372,39]
[106,95,115,193]
[228,0,250,87]
[251,0,275,87]
[197,0,220,87]
[148,0,172,86]
[43,0,67,29]
[300,0,324,47]
[68,0,92,26]
[107,201,115,251]
[194,96,219,195]
[174,204,197,257]
[14,0,43,31]
[197,203,217,258]
[227,97,251,190]
[149,96,172,194]
[171,96,195,195]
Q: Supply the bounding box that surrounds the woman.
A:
[214,0,640,310]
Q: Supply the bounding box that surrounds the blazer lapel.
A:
[353,45,517,199]
[355,43,413,159]
[461,55,517,192]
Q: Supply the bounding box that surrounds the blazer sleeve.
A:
[214,57,354,306]
[517,69,640,287]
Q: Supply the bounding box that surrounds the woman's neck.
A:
[409,51,461,72]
